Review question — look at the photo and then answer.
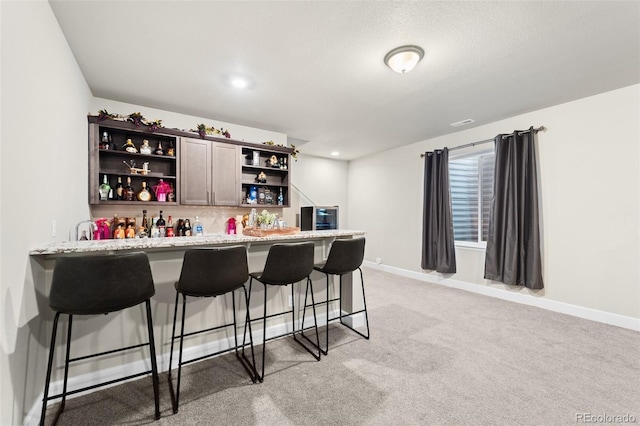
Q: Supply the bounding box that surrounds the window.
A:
[449,149,495,245]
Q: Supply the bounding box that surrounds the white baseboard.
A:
[25,307,366,426]
[363,260,640,332]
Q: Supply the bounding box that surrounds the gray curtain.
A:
[422,148,456,273]
[484,128,543,289]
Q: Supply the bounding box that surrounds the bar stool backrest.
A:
[321,238,366,275]
[259,242,315,285]
[49,251,155,315]
[177,246,249,297]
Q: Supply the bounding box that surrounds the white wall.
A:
[1,1,93,424]
[348,85,640,320]
[287,153,349,229]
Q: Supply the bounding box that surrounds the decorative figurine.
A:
[140,139,152,154]
[122,138,138,153]
[256,171,267,183]
[268,155,279,167]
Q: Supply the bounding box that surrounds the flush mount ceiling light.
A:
[231,78,248,88]
[384,45,425,73]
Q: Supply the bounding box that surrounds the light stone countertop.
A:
[29,229,366,256]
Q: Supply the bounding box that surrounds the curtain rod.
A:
[420,126,545,158]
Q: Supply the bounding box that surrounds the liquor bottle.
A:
[166,215,175,237]
[167,141,175,157]
[125,218,136,238]
[176,219,185,236]
[111,213,119,237]
[194,216,203,237]
[124,177,135,201]
[277,188,284,206]
[99,174,111,201]
[184,219,192,236]
[157,210,166,237]
[150,217,160,238]
[115,176,124,200]
[155,141,164,155]
[113,217,126,239]
[108,188,114,200]
[136,181,152,202]
[141,209,149,234]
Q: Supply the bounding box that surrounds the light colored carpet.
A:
[43,267,640,425]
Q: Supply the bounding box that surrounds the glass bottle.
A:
[194,216,203,237]
[136,181,152,202]
[277,188,284,206]
[99,174,111,201]
[157,210,166,237]
[155,141,164,155]
[114,217,126,239]
[141,209,149,234]
[115,176,124,200]
[184,219,192,236]
[176,219,185,236]
[150,217,160,238]
[124,177,135,201]
[167,141,175,157]
[166,215,175,237]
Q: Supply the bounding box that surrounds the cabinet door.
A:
[180,137,211,205]
[212,143,240,206]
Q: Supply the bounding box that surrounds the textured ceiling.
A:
[49,1,640,160]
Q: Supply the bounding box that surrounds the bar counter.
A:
[29,229,366,256]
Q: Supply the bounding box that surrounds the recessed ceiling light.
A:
[330,151,340,156]
[231,78,248,88]
[450,118,475,127]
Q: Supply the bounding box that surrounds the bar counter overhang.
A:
[28,229,366,409]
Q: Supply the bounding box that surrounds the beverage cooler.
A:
[300,206,339,231]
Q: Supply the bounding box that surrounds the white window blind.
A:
[449,149,495,243]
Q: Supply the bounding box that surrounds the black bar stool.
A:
[40,251,160,426]
[244,242,320,382]
[303,237,370,355]
[168,246,256,413]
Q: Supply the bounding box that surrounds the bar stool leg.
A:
[241,279,260,382]
[293,278,321,360]
[168,290,180,412]
[234,287,258,383]
[338,268,370,340]
[40,312,61,426]
[144,300,161,419]
[176,294,188,413]
[260,284,268,381]
[301,275,329,355]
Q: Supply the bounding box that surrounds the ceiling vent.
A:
[450,119,475,127]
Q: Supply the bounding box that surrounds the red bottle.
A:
[166,215,175,237]
[227,217,237,235]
